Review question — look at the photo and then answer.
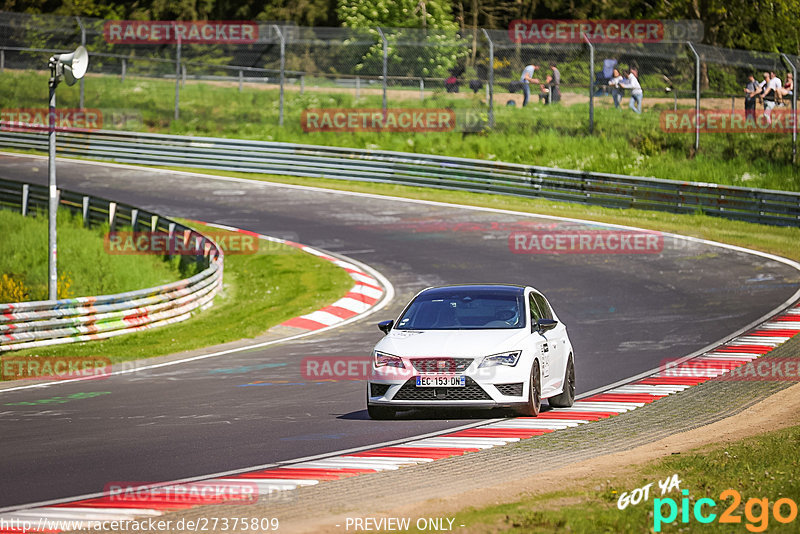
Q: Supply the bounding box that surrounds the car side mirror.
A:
[536,318,558,333]
[378,320,394,335]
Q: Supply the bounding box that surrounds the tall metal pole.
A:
[274,25,285,126]
[780,53,797,164]
[377,27,388,114]
[686,42,701,152]
[481,29,494,128]
[48,62,59,301]
[174,22,181,120]
[76,17,86,109]
[584,34,594,133]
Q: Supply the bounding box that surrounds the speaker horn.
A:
[55,45,89,86]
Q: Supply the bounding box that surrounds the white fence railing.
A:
[0,178,223,352]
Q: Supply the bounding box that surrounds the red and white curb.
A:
[197,222,386,333]
[3,303,797,532]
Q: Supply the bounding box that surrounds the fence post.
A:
[82,196,89,226]
[181,63,186,86]
[583,34,594,134]
[121,58,126,82]
[377,27,388,114]
[686,42,701,153]
[1,49,4,72]
[481,29,494,128]
[174,22,181,120]
[21,184,29,216]
[780,53,797,164]
[239,69,243,92]
[420,78,424,100]
[356,76,360,100]
[76,16,86,109]
[300,74,304,95]
[273,25,285,126]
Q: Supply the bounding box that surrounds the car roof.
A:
[419,284,527,298]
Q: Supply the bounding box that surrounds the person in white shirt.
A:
[608,68,624,109]
[761,71,777,124]
[520,64,540,107]
[620,68,643,113]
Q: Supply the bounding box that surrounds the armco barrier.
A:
[1,129,799,226]
[0,178,223,352]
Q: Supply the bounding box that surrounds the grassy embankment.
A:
[1,70,797,191]
[1,212,353,366]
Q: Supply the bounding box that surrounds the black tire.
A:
[549,354,575,408]
[517,359,542,416]
[367,404,396,420]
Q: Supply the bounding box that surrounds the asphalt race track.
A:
[1,153,798,508]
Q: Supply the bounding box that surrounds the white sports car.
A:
[367,284,575,419]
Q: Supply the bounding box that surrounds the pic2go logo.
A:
[654,489,798,532]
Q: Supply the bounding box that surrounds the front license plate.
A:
[416,375,466,388]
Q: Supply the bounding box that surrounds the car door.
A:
[527,292,553,392]
[531,291,568,394]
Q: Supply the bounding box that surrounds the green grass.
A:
[0,208,186,301]
[2,70,798,191]
[427,424,800,533]
[7,220,354,364]
[156,167,800,264]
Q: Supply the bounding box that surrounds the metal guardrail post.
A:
[378,27,388,114]
[121,58,126,82]
[174,23,181,120]
[481,29,494,128]
[300,75,304,95]
[1,48,5,72]
[356,76,360,100]
[76,16,86,109]
[238,69,243,92]
[583,34,594,134]
[181,63,187,86]
[780,53,797,164]
[273,25,285,127]
[686,42,701,153]
[419,78,423,100]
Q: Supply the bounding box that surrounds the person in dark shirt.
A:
[743,74,760,120]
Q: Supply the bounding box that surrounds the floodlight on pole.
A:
[47,45,88,300]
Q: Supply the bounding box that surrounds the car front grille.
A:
[495,383,524,396]
[410,357,474,374]
[392,377,492,401]
[370,383,391,397]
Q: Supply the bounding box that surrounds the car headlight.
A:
[373,350,405,369]
[479,350,521,367]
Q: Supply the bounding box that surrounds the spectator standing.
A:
[608,68,624,109]
[520,64,539,107]
[761,71,777,123]
[743,74,760,120]
[549,63,562,103]
[620,68,643,113]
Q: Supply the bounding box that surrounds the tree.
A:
[338,0,467,78]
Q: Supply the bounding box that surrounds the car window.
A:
[529,293,541,324]
[532,292,554,320]
[397,290,524,330]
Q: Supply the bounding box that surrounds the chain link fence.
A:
[1,11,798,161]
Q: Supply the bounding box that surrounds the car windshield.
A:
[396,290,525,330]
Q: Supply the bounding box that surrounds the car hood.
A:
[374,328,528,358]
